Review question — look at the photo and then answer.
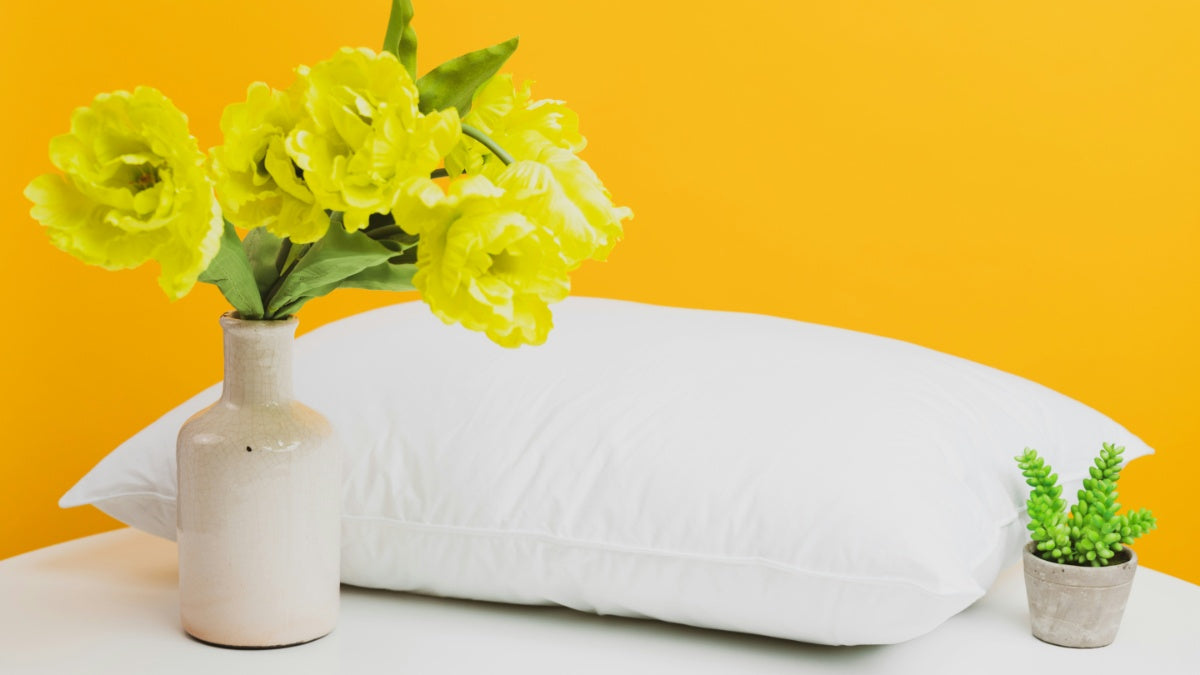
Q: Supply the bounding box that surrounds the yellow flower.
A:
[24,87,220,300]
[401,167,571,348]
[210,82,329,243]
[457,75,585,161]
[286,47,461,232]
[446,75,631,267]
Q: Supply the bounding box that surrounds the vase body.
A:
[177,314,341,648]
[1022,543,1137,648]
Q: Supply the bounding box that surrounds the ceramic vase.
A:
[177,313,341,648]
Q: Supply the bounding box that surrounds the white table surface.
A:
[1,529,1197,674]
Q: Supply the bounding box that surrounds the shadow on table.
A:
[342,583,891,666]
[32,529,179,590]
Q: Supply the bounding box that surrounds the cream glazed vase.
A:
[177,313,341,648]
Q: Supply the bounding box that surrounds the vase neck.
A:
[218,314,298,406]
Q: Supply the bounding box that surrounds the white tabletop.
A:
[1,529,1197,674]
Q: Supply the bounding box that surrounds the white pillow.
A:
[60,298,1152,645]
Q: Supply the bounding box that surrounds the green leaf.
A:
[264,215,399,317]
[340,261,417,291]
[198,219,265,319]
[417,36,519,115]
[272,267,416,318]
[242,227,283,298]
[271,260,417,318]
[383,0,418,78]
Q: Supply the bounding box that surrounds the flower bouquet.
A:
[25,0,631,648]
[26,1,630,347]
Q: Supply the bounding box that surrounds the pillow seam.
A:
[343,512,992,597]
[62,490,175,507]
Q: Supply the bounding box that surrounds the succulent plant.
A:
[1015,443,1156,567]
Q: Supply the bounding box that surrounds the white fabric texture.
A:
[60,298,1153,645]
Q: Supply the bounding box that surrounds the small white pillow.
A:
[61,298,1151,645]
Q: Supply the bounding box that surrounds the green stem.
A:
[462,123,514,165]
[263,254,301,319]
[430,167,450,179]
[264,241,307,317]
[274,237,293,275]
[363,215,396,233]
[367,225,405,240]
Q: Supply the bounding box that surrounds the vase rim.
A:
[219,311,299,330]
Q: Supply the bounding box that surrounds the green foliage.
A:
[198,219,265,319]
[241,227,283,299]
[198,216,417,320]
[383,0,418,78]
[383,0,518,117]
[1015,448,1072,563]
[1119,509,1157,545]
[1015,444,1157,567]
[262,213,416,318]
[416,37,520,115]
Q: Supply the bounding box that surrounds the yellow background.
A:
[1,1,1196,585]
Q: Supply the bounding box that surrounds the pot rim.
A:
[1023,541,1137,586]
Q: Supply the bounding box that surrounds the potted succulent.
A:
[1014,443,1157,648]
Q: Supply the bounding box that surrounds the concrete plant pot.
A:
[1022,542,1137,648]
